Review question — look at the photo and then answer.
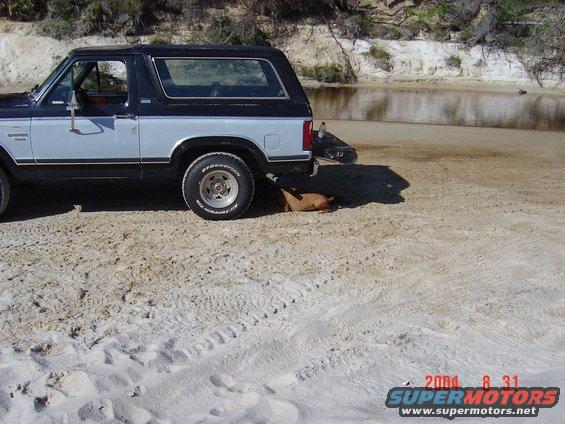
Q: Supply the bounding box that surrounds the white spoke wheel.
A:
[182,152,255,220]
[0,168,11,219]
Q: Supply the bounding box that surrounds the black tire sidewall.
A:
[0,168,10,218]
[183,153,254,220]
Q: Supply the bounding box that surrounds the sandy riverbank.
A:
[0,121,564,423]
[1,19,563,92]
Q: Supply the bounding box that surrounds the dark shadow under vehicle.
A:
[2,165,408,222]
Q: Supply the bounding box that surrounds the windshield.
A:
[29,57,70,100]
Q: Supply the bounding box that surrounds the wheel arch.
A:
[0,145,17,179]
[171,136,268,177]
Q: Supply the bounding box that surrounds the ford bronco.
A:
[0,45,356,220]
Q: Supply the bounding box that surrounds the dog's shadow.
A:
[251,164,409,216]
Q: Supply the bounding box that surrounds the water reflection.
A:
[307,86,565,131]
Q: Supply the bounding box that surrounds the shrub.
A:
[340,12,374,40]
[155,0,183,15]
[518,9,564,86]
[458,27,474,41]
[0,0,46,21]
[149,35,171,45]
[370,46,390,61]
[369,45,392,71]
[403,4,451,41]
[39,17,73,39]
[42,0,113,38]
[446,54,462,68]
[47,0,87,20]
[207,13,271,46]
[384,26,403,40]
[115,0,157,35]
[244,0,359,19]
[38,0,162,38]
[79,1,106,35]
[299,64,352,83]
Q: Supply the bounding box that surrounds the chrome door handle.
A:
[113,113,136,120]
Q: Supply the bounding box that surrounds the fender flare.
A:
[0,145,18,176]
[169,136,269,172]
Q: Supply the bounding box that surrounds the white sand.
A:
[0,121,564,423]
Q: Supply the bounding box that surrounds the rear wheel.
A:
[0,168,11,219]
[182,152,255,220]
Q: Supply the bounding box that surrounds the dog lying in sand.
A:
[275,186,335,213]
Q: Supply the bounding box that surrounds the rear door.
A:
[31,56,140,178]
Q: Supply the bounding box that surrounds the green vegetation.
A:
[0,0,562,85]
[458,27,474,42]
[340,13,376,40]
[369,45,392,71]
[149,36,171,45]
[492,0,563,84]
[3,0,182,38]
[39,17,72,39]
[244,0,361,19]
[1,0,368,40]
[207,13,271,46]
[446,54,462,69]
[404,3,451,39]
[0,0,44,21]
[370,46,391,62]
[383,26,403,40]
[300,64,353,84]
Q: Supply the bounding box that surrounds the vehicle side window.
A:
[153,58,287,99]
[44,63,82,105]
[45,60,128,107]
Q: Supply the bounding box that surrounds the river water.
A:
[306,86,565,131]
[1,84,563,131]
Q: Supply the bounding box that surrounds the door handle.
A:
[113,113,136,120]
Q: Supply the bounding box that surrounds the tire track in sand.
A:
[131,277,332,368]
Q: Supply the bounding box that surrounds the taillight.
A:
[303,120,313,151]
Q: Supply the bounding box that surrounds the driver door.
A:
[31,56,140,178]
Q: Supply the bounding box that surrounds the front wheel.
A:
[182,152,255,220]
[0,168,11,219]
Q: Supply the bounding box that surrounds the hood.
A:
[0,92,33,108]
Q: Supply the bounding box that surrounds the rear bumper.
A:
[312,131,358,165]
[261,159,314,176]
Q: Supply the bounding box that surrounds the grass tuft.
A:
[369,46,392,72]
[299,64,353,84]
[446,54,462,69]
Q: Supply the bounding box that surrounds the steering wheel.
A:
[210,81,222,97]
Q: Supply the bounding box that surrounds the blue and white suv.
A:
[0,44,356,220]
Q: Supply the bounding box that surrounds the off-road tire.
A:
[182,152,255,220]
[0,168,11,219]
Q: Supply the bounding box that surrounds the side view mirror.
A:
[66,90,81,132]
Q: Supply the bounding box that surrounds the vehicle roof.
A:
[70,44,283,58]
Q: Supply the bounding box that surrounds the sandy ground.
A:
[0,121,564,423]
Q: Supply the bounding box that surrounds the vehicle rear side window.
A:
[153,58,287,99]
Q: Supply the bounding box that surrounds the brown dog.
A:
[276,187,334,213]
